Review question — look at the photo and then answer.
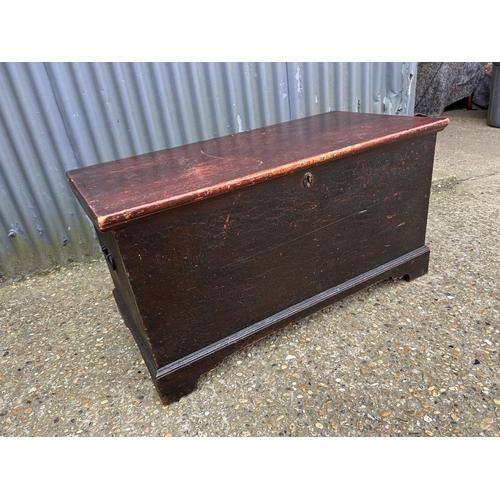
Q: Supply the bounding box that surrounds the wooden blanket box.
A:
[67,111,449,404]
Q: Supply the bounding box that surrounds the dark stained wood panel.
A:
[116,135,437,367]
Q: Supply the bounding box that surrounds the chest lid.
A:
[66,111,448,231]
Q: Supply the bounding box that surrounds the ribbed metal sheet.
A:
[0,62,417,280]
[0,63,94,279]
[44,62,291,167]
[287,62,417,118]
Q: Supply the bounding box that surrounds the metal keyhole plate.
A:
[303,172,313,188]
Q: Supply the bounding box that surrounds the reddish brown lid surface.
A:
[66,111,449,231]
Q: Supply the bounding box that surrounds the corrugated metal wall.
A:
[287,62,417,118]
[0,62,418,280]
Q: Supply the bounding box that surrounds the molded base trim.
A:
[114,246,430,405]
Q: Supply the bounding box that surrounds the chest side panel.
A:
[116,135,437,367]
[94,229,156,360]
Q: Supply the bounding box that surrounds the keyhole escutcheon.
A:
[303,172,313,188]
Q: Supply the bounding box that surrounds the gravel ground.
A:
[1,110,499,438]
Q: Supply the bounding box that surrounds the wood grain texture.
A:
[66,111,449,231]
[114,135,437,368]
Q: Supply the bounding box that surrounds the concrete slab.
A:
[432,169,457,190]
[1,109,499,438]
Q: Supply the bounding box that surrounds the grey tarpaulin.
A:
[414,62,490,116]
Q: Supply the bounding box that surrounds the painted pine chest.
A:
[67,111,449,404]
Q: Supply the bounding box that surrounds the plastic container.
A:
[487,62,500,127]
